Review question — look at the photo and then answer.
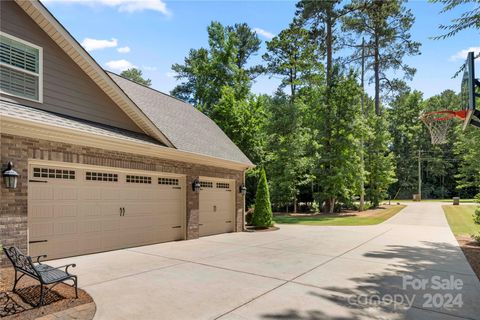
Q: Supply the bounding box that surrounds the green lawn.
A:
[443,205,480,236]
[273,205,405,226]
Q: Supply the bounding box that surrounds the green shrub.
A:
[475,193,480,204]
[473,207,480,224]
[471,233,480,244]
[252,167,273,228]
[245,209,254,226]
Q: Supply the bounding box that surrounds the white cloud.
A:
[117,46,131,53]
[81,38,118,52]
[43,0,171,16]
[105,59,136,72]
[450,47,480,61]
[165,71,176,78]
[253,27,274,40]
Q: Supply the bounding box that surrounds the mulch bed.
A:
[0,267,93,319]
[273,205,398,218]
[456,236,480,281]
[245,226,279,232]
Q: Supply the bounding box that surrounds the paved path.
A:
[50,202,480,320]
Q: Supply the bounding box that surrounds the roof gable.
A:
[13,0,173,147]
[108,72,253,165]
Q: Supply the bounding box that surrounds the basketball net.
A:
[419,110,467,145]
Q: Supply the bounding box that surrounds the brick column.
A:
[186,175,199,239]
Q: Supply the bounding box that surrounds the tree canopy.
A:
[120,68,152,87]
[169,0,479,213]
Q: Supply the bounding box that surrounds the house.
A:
[0,0,253,265]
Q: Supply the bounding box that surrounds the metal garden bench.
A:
[3,246,78,306]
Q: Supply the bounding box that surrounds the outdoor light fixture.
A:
[239,184,247,196]
[192,179,201,192]
[3,162,19,189]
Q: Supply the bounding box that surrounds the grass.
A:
[443,205,480,237]
[273,205,405,226]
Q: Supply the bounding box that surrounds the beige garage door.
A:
[199,178,235,237]
[28,162,185,260]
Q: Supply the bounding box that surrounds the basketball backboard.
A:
[460,51,480,129]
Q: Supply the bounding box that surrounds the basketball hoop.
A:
[419,110,467,145]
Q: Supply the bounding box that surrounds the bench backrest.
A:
[3,246,39,278]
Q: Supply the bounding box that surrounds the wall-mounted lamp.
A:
[192,179,201,192]
[3,162,19,189]
[239,184,247,196]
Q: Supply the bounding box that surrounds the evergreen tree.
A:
[120,68,152,87]
[262,22,319,101]
[296,0,343,85]
[343,0,421,115]
[253,167,273,228]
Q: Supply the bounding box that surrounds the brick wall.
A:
[0,133,245,266]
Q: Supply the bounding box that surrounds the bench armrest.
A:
[41,263,77,276]
[31,254,47,264]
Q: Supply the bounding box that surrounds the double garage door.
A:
[28,162,186,260]
[27,162,237,260]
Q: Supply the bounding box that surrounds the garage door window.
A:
[216,182,230,189]
[126,175,152,184]
[158,177,179,185]
[33,167,75,180]
[200,181,213,188]
[86,171,118,182]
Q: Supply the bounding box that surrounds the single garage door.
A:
[28,162,186,260]
[199,178,235,237]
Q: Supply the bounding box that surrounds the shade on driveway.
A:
[50,202,480,320]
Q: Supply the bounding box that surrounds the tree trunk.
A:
[374,34,380,116]
[294,194,297,213]
[326,15,333,86]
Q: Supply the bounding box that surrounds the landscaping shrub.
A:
[252,167,273,228]
[474,207,480,225]
[472,233,480,245]
[245,208,254,226]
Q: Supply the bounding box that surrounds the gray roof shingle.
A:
[0,100,163,147]
[108,72,253,165]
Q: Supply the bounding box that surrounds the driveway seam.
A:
[82,261,187,288]
[213,281,289,320]
[126,249,290,282]
[289,227,394,282]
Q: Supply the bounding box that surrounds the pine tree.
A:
[120,68,152,87]
[253,167,273,228]
[343,0,421,115]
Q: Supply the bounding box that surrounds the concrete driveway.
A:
[50,202,480,320]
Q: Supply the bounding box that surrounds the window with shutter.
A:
[0,32,42,102]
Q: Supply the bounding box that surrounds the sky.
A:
[41,0,479,99]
